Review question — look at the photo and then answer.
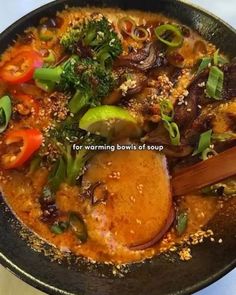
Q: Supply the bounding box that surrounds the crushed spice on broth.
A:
[0,7,235,264]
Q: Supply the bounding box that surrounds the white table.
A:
[0,1,235,294]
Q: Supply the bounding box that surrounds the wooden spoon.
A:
[171,146,236,196]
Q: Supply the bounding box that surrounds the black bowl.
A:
[0,1,235,294]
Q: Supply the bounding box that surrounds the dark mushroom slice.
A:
[115,41,167,71]
[174,63,236,132]
[103,71,148,105]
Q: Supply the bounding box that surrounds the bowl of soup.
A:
[0,0,235,294]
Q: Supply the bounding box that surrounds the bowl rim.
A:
[0,1,235,295]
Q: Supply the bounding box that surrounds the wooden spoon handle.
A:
[171,146,236,196]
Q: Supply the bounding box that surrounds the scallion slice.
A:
[164,120,180,146]
[196,57,211,75]
[131,27,149,42]
[206,66,224,100]
[193,129,212,156]
[154,24,183,48]
[160,99,174,122]
[0,95,12,133]
[176,211,188,236]
[117,17,136,36]
[201,147,218,161]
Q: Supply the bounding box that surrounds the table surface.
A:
[0,1,235,294]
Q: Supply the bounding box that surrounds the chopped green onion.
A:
[218,55,229,65]
[164,120,180,146]
[35,79,55,92]
[176,211,188,236]
[0,95,12,133]
[196,57,211,75]
[117,17,136,35]
[34,67,63,83]
[213,49,228,66]
[193,129,212,156]
[206,66,224,100]
[212,132,236,142]
[160,99,174,122]
[201,147,218,160]
[213,49,219,66]
[43,49,56,64]
[39,27,54,41]
[154,24,183,48]
[131,27,149,42]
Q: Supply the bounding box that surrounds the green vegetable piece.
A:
[212,132,236,142]
[202,177,236,197]
[0,95,12,133]
[35,79,55,92]
[43,49,56,64]
[201,147,217,161]
[154,24,184,48]
[160,99,174,122]
[163,120,180,146]
[69,212,88,243]
[69,89,90,114]
[176,211,188,236]
[48,157,66,192]
[51,221,69,235]
[51,224,63,235]
[213,49,219,66]
[34,67,63,83]
[61,16,122,65]
[39,27,54,41]
[196,57,212,75]
[206,66,224,100]
[193,129,212,156]
[28,155,41,175]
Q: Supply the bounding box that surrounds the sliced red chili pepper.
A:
[14,93,40,115]
[2,128,43,169]
[0,51,43,84]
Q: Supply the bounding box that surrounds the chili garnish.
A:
[0,50,43,84]
[2,128,43,169]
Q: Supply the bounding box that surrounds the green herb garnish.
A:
[0,95,12,133]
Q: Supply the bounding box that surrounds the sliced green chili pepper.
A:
[0,95,12,133]
[69,212,88,243]
[154,24,184,48]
